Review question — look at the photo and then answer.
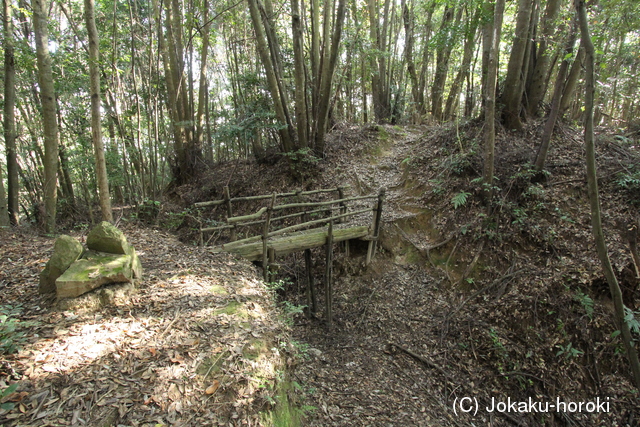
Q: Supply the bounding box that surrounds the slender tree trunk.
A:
[85,0,113,222]
[445,7,479,121]
[247,0,294,152]
[577,0,640,390]
[0,164,8,226]
[501,0,533,130]
[314,0,347,154]
[291,0,308,149]
[560,44,584,113]
[526,0,563,117]
[369,0,392,123]
[32,0,59,233]
[431,5,457,122]
[196,0,211,151]
[401,0,423,122]
[4,0,19,225]
[483,0,505,200]
[534,18,576,172]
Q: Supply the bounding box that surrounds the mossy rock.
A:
[39,235,84,294]
[56,254,133,298]
[86,221,131,255]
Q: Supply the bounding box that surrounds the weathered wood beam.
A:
[211,225,369,261]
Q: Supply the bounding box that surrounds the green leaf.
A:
[451,191,471,209]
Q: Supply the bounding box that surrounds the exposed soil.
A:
[2,121,640,426]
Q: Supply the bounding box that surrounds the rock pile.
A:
[39,222,142,299]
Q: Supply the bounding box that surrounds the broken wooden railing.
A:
[194,186,385,327]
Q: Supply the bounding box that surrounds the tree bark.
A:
[291,0,308,149]
[85,0,113,222]
[526,0,563,117]
[313,0,347,154]
[445,6,479,121]
[501,0,533,130]
[431,5,457,122]
[483,0,505,199]
[32,0,59,233]
[247,0,294,152]
[534,18,576,172]
[4,0,19,225]
[577,0,640,390]
[559,44,584,113]
[0,164,8,227]
[369,0,392,123]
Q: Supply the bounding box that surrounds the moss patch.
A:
[243,338,269,361]
[261,377,307,427]
[196,350,229,378]
[213,300,249,319]
[209,285,229,295]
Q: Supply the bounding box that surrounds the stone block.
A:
[39,235,84,294]
[56,254,133,298]
[86,221,130,255]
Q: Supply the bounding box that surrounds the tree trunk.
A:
[501,0,533,130]
[196,0,211,151]
[32,0,59,233]
[526,0,563,117]
[291,0,308,149]
[247,0,294,152]
[445,6,479,121]
[0,164,8,226]
[313,0,347,154]
[369,0,392,123]
[401,0,424,122]
[577,0,640,390]
[483,0,505,200]
[4,0,19,225]
[560,44,584,114]
[534,18,576,172]
[431,5,457,122]
[85,0,113,222]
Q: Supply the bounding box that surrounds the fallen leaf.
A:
[205,380,220,395]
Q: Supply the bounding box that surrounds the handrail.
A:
[194,186,349,208]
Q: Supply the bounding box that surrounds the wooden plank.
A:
[269,208,372,237]
[212,225,369,261]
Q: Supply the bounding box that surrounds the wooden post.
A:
[305,248,316,316]
[268,248,276,282]
[262,194,276,281]
[337,186,349,256]
[198,211,204,247]
[325,220,334,327]
[367,188,385,265]
[301,201,318,317]
[224,186,237,242]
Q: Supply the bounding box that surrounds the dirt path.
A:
[291,127,485,426]
[289,125,639,426]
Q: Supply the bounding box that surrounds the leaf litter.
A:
[0,227,292,426]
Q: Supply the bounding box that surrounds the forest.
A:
[1,0,640,425]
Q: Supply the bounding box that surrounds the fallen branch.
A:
[389,342,451,381]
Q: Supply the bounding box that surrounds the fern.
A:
[451,191,471,209]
